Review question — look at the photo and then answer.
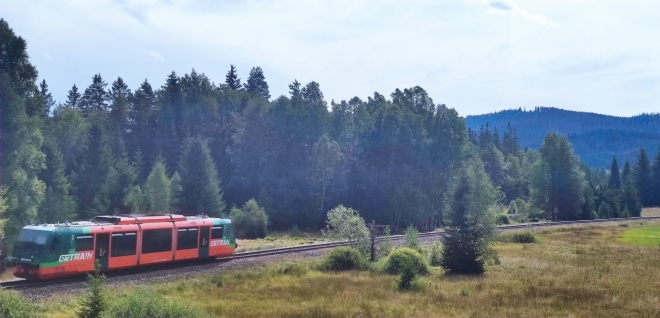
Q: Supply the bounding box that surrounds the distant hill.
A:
[465,107,660,167]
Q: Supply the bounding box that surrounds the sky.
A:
[1,0,659,117]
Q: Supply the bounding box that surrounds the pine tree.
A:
[37,140,76,223]
[244,66,270,99]
[441,159,497,275]
[77,263,107,318]
[143,158,172,214]
[608,156,621,189]
[65,84,82,109]
[225,64,242,90]
[633,147,653,207]
[177,138,226,216]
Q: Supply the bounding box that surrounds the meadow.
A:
[35,220,660,318]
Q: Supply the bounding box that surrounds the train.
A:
[8,214,237,280]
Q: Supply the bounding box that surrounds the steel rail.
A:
[2,216,660,290]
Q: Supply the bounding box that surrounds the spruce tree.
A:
[622,160,632,184]
[244,66,270,99]
[225,64,242,90]
[65,84,82,109]
[37,140,76,223]
[37,79,55,118]
[441,159,497,275]
[608,156,621,189]
[633,147,653,207]
[621,177,642,217]
[74,124,115,218]
[289,79,301,97]
[651,145,660,206]
[143,158,172,214]
[81,74,109,114]
[77,263,107,318]
[177,138,226,216]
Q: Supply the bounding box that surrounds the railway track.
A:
[2,216,660,292]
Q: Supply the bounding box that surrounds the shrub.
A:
[498,231,537,244]
[78,264,107,318]
[384,248,429,276]
[404,226,421,252]
[0,288,35,318]
[104,289,207,318]
[496,214,510,225]
[321,247,369,271]
[507,200,518,214]
[378,226,393,258]
[397,258,418,291]
[230,199,268,239]
[429,243,442,267]
[322,205,370,255]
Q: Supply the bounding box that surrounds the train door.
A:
[95,233,110,271]
[199,226,210,258]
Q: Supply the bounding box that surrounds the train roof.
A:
[24,214,231,231]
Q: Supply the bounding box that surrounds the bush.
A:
[397,258,418,291]
[384,248,429,276]
[322,205,370,255]
[321,247,369,271]
[230,199,268,239]
[78,265,107,318]
[498,231,537,244]
[496,214,510,225]
[0,288,35,318]
[404,226,421,251]
[429,243,442,267]
[378,226,393,258]
[104,289,207,318]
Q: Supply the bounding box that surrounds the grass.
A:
[32,220,660,317]
[620,226,660,246]
[236,231,326,252]
[641,207,660,217]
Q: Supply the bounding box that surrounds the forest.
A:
[466,107,660,167]
[2,18,660,253]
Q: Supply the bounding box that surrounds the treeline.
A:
[0,18,656,254]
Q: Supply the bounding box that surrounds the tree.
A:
[597,201,613,219]
[81,74,109,114]
[651,145,660,206]
[77,263,107,318]
[633,147,653,207]
[323,205,370,255]
[288,79,301,97]
[143,158,172,214]
[65,84,82,109]
[622,160,632,184]
[37,140,76,223]
[36,79,55,118]
[225,64,242,90]
[0,19,46,249]
[311,135,344,220]
[229,199,268,239]
[177,138,226,216]
[530,133,585,221]
[441,159,497,275]
[608,156,621,189]
[621,177,642,217]
[244,66,270,99]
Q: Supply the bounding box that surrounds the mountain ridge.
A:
[465,107,660,168]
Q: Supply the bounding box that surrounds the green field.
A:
[620,225,660,246]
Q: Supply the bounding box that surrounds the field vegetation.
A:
[20,221,659,317]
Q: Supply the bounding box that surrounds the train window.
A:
[211,226,224,239]
[75,235,94,251]
[111,232,137,257]
[142,229,172,254]
[176,228,198,250]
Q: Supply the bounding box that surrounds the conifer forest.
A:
[1,17,659,253]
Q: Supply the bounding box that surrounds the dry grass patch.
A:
[40,221,660,317]
[642,207,660,217]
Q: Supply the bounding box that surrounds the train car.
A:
[8,214,236,280]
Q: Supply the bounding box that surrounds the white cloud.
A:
[486,0,560,26]
[148,51,165,62]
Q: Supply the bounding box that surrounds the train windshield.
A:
[13,229,52,259]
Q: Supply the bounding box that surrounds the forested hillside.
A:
[2,18,659,256]
[465,108,660,167]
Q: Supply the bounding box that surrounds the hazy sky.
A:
[2,0,659,116]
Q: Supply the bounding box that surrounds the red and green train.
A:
[8,214,236,280]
